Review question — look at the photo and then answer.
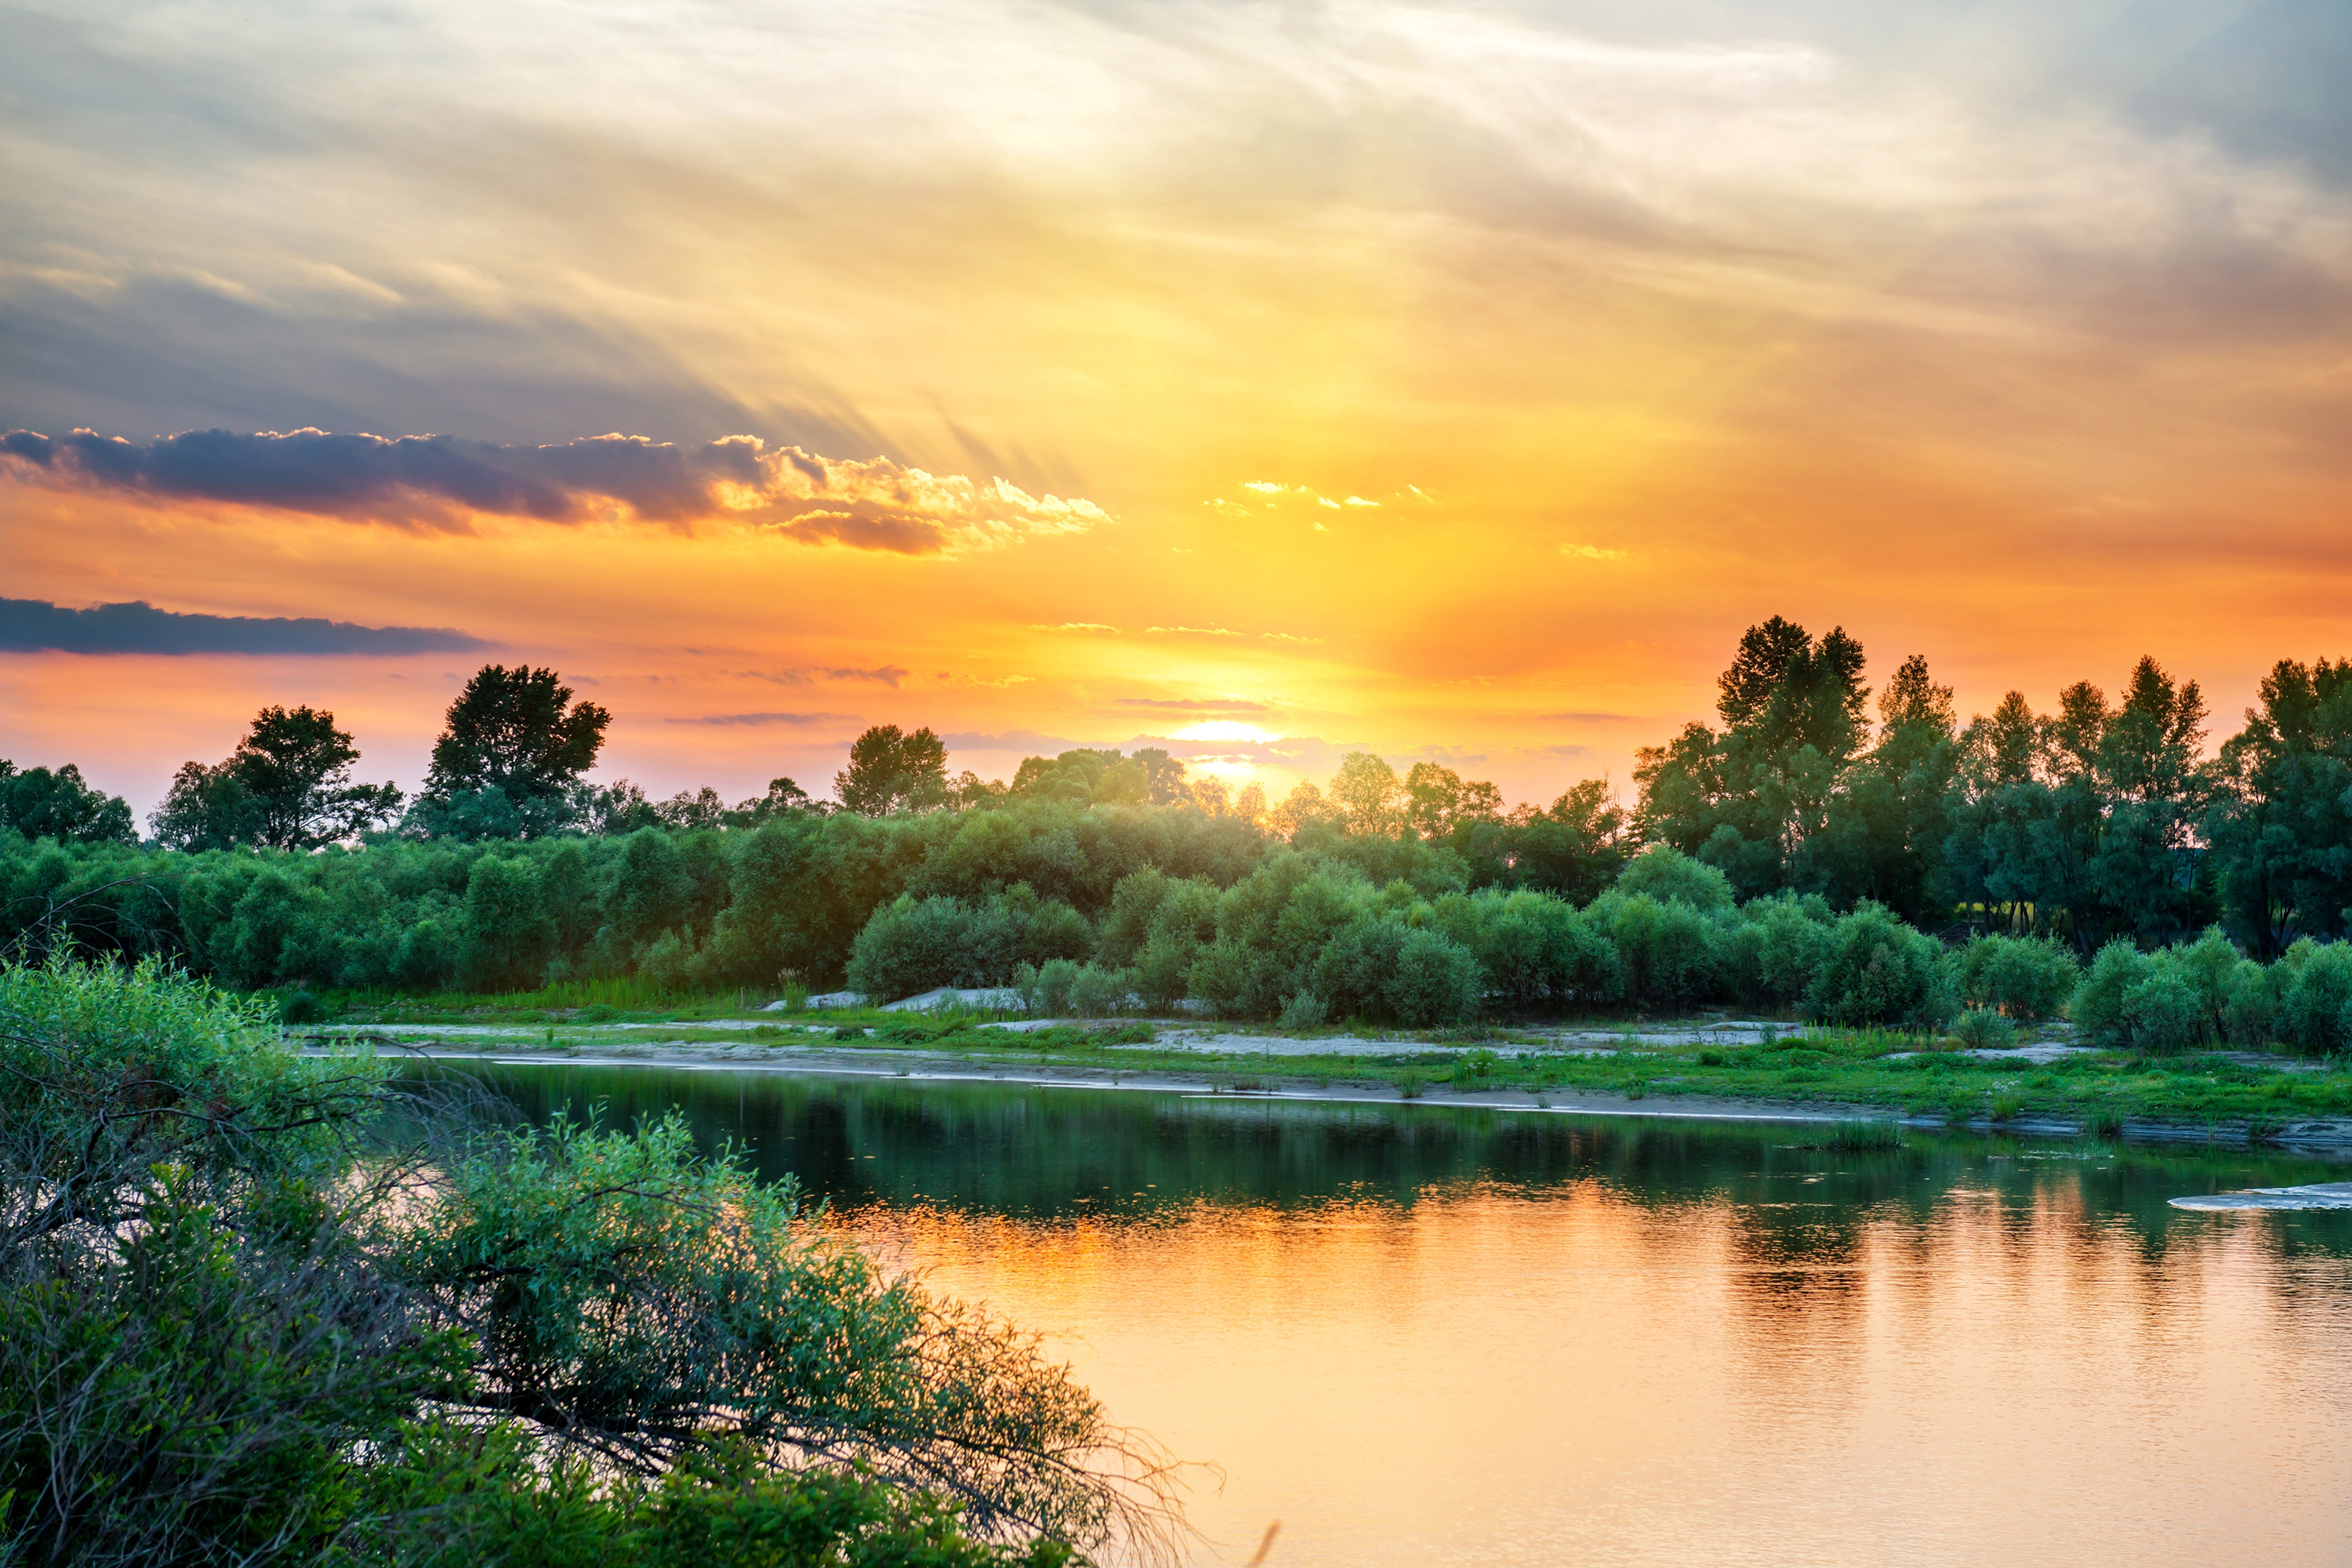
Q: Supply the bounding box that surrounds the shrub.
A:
[1950,1007,2016,1049]
[1279,990,1329,1029]
[1385,927,1481,1027]
[1955,934,2079,1020]
[1613,844,1736,915]
[1808,902,1956,1031]
[1065,964,1131,1020]
[2281,942,2352,1055]
[2223,959,2284,1047]
[2121,960,2207,1054]
[1724,894,1834,1010]
[1597,892,1722,1011]
[278,989,325,1024]
[2071,939,2149,1047]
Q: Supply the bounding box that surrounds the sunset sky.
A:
[4,0,2348,816]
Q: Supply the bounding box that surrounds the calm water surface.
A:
[464,1065,2352,1566]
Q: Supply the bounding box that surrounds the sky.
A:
[3,0,2348,817]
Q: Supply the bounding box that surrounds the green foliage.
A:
[0,760,136,845]
[2281,941,2352,1055]
[1950,1007,2016,1048]
[848,887,1091,1001]
[1806,902,1955,1030]
[430,666,612,803]
[0,960,1167,1565]
[1613,844,1735,914]
[838,726,951,815]
[1955,934,2079,1020]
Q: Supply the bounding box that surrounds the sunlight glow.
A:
[1174,721,1276,743]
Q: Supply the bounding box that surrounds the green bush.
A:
[2070,939,2148,1047]
[2121,960,2208,1054]
[1386,927,1482,1026]
[2281,941,2352,1054]
[1723,894,1834,1010]
[1278,990,1329,1029]
[1807,902,1955,1030]
[1613,844,1736,914]
[1950,1007,2016,1048]
[1955,934,2078,1020]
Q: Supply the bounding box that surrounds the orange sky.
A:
[4,0,2349,816]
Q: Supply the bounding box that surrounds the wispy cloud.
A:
[1029,622,1120,633]
[741,665,910,687]
[0,429,1112,555]
[664,710,855,726]
[1563,545,1629,561]
[0,597,487,656]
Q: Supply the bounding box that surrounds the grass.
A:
[299,988,2352,1140]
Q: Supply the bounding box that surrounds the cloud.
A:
[1563,545,1630,561]
[0,428,1112,556]
[664,710,854,726]
[0,596,487,655]
[1537,711,1647,723]
[1029,622,1120,633]
[742,665,909,687]
[1145,625,1322,644]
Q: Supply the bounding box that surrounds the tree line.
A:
[9,625,2352,1016]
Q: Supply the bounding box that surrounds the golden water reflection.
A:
[466,1068,2352,1566]
[855,1185,2352,1565]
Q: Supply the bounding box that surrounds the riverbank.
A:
[303,1007,2352,1150]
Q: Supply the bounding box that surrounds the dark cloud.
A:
[0,426,758,528]
[664,711,854,726]
[0,596,487,655]
[0,426,1104,554]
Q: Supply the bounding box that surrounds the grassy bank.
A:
[305,989,2352,1140]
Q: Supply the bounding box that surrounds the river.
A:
[459,1064,2352,1566]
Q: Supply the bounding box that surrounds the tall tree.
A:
[835,725,949,815]
[2205,657,2352,956]
[416,666,611,837]
[1635,616,1871,898]
[230,706,402,849]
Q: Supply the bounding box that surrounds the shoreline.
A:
[320,1035,2352,1152]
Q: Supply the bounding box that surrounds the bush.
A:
[1613,844,1735,915]
[1955,934,2078,1020]
[1724,894,1833,1010]
[1596,892,1722,1011]
[2224,959,2284,1047]
[2071,939,2149,1047]
[1808,902,1956,1031]
[2121,960,2208,1054]
[1278,990,1329,1029]
[1065,964,1131,1019]
[1385,927,1481,1027]
[1950,1007,2016,1048]
[2281,941,2352,1055]
[278,988,325,1024]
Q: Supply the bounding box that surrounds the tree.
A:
[1328,753,1403,836]
[0,761,135,844]
[149,760,259,851]
[2205,657,2352,956]
[230,706,401,849]
[836,725,949,815]
[417,666,611,837]
[1636,616,1871,898]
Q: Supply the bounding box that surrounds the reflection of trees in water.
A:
[430,1065,2352,1277]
